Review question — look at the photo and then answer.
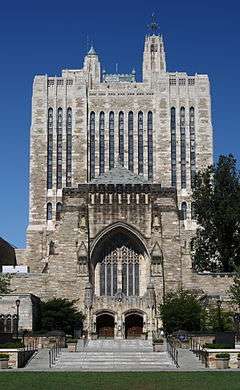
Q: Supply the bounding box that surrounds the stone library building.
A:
[0,24,232,339]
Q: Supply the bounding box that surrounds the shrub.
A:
[66,338,78,343]
[0,353,9,360]
[39,298,84,335]
[216,353,230,359]
[204,343,231,349]
[0,341,24,349]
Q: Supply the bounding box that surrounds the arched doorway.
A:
[96,313,114,338]
[125,313,143,339]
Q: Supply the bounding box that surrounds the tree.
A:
[39,298,84,335]
[0,274,12,294]
[191,154,240,272]
[159,289,202,334]
[228,267,240,308]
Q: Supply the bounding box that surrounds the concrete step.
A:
[53,350,174,371]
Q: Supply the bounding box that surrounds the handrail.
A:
[166,336,179,368]
[49,342,61,368]
[190,337,208,367]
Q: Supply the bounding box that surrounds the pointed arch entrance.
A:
[125,312,143,339]
[96,313,114,339]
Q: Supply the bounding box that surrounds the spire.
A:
[148,13,159,35]
[88,45,96,55]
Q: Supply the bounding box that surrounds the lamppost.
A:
[217,299,223,332]
[15,299,20,340]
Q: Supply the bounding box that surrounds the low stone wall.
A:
[206,349,240,369]
[0,349,36,368]
[24,335,65,349]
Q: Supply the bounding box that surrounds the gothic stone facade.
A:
[10,32,232,338]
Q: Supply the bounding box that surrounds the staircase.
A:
[53,339,175,371]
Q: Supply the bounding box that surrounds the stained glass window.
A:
[189,107,196,188]
[138,111,144,174]
[147,111,153,180]
[47,202,52,220]
[170,107,176,187]
[109,111,114,169]
[128,111,134,172]
[56,108,63,189]
[119,112,124,166]
[47,108,53,189]
[180,107,186,188]
[90,111,95,179]
[66,107,72,187]
[99,111,105,174]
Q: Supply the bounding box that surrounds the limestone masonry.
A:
[2,27,232,338]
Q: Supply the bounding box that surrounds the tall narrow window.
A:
[119,112,124,166]
[56,108,63,189]
[138,111,144,174]
[147,111,153,180]
[47,108,53,189]
[170,107,177,187]
[180,107,186,188]
[56,202,62,221]
[128,111,134,172]
[66,107,72,187]
[47,202,52,221]
[99,112,105,174]
[189,107,196,188]
[109,112,114,169]
[181,202,187,220]
[90,111,95,179]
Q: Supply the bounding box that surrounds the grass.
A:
[0,372,240,390]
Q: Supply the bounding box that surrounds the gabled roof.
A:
[90,162,149,185]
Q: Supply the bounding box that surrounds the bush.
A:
[0,353,9,360]
[39,298,84,335]
[0,341,24,349]
[66,338,78,343]
[160,289,202,334]
[216,353,230,359]
[204,343,231,349]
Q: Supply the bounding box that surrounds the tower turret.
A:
[83,45,101,87]
[142,15,166,84]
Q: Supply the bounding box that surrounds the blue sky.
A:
[0,0,239,247]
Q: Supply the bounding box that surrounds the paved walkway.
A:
[177,348,206,370]
[24,349,50,370]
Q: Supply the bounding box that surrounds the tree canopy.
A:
[0,274,12,294]
[160,289,202,334]
[39,298,84,335]
[191,154,240,272]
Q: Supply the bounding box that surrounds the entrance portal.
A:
[96,314,114,339]
[125,314,143,339]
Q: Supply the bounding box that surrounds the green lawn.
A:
[0,372,240,390]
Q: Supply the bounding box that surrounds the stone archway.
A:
[125,313,143,339]
[91,224,150,297]
[96,313,115,338]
